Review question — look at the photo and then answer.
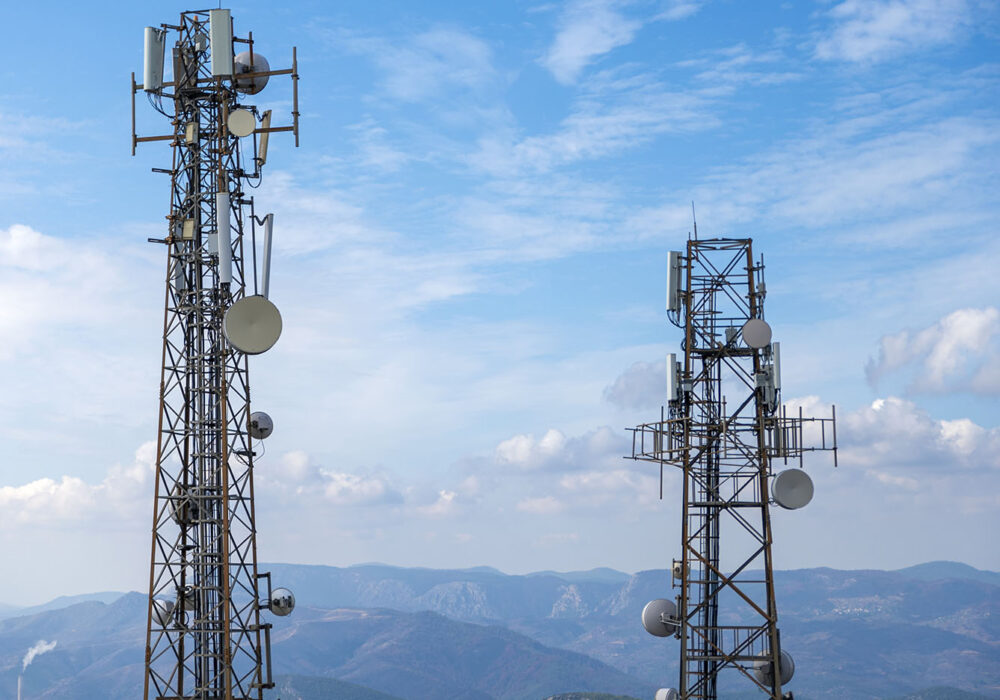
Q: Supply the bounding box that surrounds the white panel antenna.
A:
[143,27,166,92]
[217,193,232,286]
[771,341,781,391]
[666,352,678,402]
[209,9,234,77]
[666,251,682,312]
[261,213,274,299]
[258,110,272,165]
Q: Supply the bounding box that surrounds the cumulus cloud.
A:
[815,0,976,63]
[0,442,155,525]
[516,496,566,514]
[261,450,403,507]
[603,359,667,410]
[495,426,626,472]
[866,307,1000,393]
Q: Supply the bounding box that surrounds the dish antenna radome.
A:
[227,109,256,138]
[234,50,270,94]
[655,690,679,700]
[270,588,295,616]
[224,295,282,355]
[642,598,679,637]
[773,469,814,510]
[250,412,274,440]
[152,599,175,627]
[754,649,795,686]
[742,318,772,349]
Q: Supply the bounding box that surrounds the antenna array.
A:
[632,238,837,700]
[132,9,299,699]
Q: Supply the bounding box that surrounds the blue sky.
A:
[0,0,998,604]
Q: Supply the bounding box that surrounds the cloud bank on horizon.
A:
[0,0,997,603]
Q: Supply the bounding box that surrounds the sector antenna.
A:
[132,10,301,699]
[630,237,838,699]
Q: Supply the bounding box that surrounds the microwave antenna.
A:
[132,9,300,699]
[631,238,838,700]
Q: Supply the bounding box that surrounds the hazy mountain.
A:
[1,562,997,699]
[0,591,127,621]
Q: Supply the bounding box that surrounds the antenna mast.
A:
[634,238,837,700]
[132,9,301,699]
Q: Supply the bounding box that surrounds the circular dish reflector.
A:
[742,318,772,348]
[152,598,175,627]
[271,588,296,617]
[250,411,274,439]
[227,109,256,138]
[224,295,282,355]
[234,51,270,94]
[754,649,795,686]
[655,690,679,700]
[641,598,678,637]
[773,469,814,510]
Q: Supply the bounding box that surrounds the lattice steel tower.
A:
[632,237,837,700]
[131,9,300,699]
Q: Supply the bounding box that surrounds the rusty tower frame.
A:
[631,237,837,699]
[131,9,299,699]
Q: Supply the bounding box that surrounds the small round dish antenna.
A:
[742,318,772,349]
[152,598,175,627]
[234,51,270,94]
[773,469,814,510]
[270,587,295,616]
[227,109,256,138]
[170,483,199,525]
[642,598,678,637]
[754,649,795,686]
[655,690,679,700]
[249,411,273,439]
[224,295,282,355]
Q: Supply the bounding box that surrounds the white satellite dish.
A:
[223,295,282,355]
[773,469,814,510]
[169,483,199,525]
[227,109,256,138]
[655,690,679,700]
[641,598,678,637]
[742,318,772,349]
[249,411,273,439]
[234,50,270,94]
[151,598,175,627]
[270,587,295,616]
[754,649,795,686]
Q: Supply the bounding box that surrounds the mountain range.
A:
[0,561,996,699]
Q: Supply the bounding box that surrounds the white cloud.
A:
[603,359,666,410]
[866,307,1000,393]
[0,442,155,525]
[495,427,625,472]
[816,0,975,63]
[543,0,642,84]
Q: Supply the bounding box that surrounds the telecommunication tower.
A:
[632,237,838,700]
[132,10,300,699]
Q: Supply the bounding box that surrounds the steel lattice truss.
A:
[631,238,836,700]
[135,11,291,699]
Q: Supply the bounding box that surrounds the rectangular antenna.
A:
[261,213,274,298]
[666,352,678,402]
[666,250,682,312]
[258,110,272,165]
[771,341,781,390]
[209,9,234,77]
[217,193,231,285]
[143,27,166,92]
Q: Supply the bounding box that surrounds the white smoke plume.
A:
[22,640,57,671]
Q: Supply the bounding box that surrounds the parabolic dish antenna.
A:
[152,598,175,627]
[655,690,679,700]
[227,109,256,138]
[224,295,282,355]
[742,318,772,348]
[773,468,814,510]
[249,411,274,439]
[270,588,295,616]
[754,649,795,686]
[234,50,270,94]
[642,598,678,637]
